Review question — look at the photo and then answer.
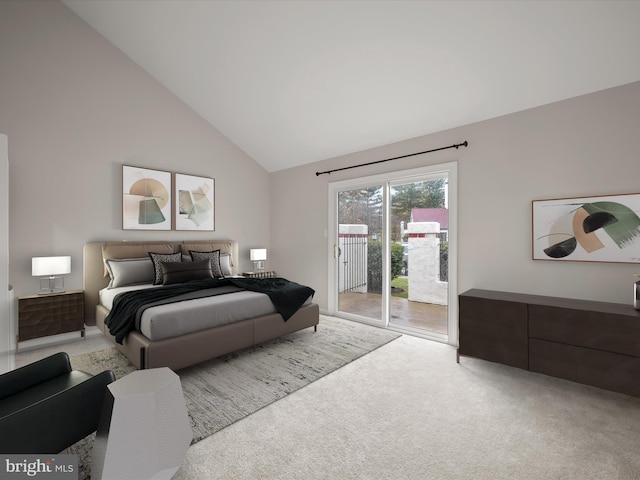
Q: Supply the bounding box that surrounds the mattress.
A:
[100,284,310,342]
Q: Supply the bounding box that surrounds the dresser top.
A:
[460,288,640,317]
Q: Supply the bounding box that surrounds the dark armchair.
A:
[0,351,116,454]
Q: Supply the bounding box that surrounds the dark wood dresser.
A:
[458,289,640,397]
[17,290,85,347]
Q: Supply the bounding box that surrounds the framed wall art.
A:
[174,172,215,231]
[122,165,172,230]
[532,192,640,263]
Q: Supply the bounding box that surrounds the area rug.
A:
[64,316,400,478]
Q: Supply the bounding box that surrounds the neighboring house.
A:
[408,208,449,241]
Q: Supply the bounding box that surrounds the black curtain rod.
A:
[315,141,468,176]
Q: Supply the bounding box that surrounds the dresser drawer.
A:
[528,304,640,357]
[529,338,640,397]
[459,295,528,369]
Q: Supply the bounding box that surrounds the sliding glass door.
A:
[329,163,457,344]
[389,177,449,336]
[337,185,384,322]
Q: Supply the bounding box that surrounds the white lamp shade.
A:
[32,256,71,276]
[249,249,267,261]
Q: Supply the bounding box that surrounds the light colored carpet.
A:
[65,315,400,478]
[175,334,640,480]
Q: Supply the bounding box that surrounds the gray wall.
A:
[0,1,271,298]
[271,81,640,310]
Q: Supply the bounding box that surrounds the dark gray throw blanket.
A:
[105,277,315,344]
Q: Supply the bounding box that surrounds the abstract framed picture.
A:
[174,173,215,231]
[532,192,640,263]
[122,165,172,230]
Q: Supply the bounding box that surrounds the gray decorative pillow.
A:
[161,260,212,285]
[105,257,154,288]
[189,250,224,278]
[149,252,182,285]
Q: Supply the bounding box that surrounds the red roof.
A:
[410,208,448,229]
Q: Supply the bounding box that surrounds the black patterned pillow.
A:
[148,252,182,285]
[189,250,224,278]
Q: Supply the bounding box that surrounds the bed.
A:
[83,240,319,370]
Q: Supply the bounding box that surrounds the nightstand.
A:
[242,271,276,279]
[17,290,85,348]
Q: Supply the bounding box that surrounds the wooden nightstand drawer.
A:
[18,290,85,343]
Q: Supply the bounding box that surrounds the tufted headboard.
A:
[82,240,239,326]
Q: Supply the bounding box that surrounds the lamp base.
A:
[39,276,65,295]
[252,261,265,271]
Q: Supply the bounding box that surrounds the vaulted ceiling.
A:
[62,0,640,172]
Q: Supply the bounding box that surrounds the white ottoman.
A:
[92,367,192,480]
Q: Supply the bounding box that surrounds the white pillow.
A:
[105,257,154,288]
[220,253,232,277]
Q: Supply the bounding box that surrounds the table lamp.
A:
[32,256,71,294]
[249,249,266,271]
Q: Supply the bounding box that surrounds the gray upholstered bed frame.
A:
[83,240,319,370]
